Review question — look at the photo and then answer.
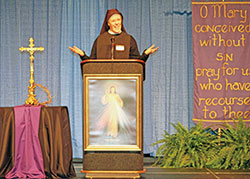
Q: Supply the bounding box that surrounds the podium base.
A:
[81,169,146,178]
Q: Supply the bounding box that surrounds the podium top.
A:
[80,59,145,65]
[80,59,146,80]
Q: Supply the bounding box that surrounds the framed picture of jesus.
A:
[83,74,142,151]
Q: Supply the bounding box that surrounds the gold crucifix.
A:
[19,37,45,105]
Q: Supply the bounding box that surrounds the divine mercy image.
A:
[88,79,137,146]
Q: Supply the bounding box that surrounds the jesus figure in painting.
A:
[96,86,132,138]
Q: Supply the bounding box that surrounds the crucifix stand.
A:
[19,38,45,105]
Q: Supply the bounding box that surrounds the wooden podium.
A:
[80,59,146,178]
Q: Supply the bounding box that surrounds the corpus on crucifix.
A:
[19,37,46,105]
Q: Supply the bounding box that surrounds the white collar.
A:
[108,30,122,35]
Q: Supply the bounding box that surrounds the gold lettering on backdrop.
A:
[200,5,208,18]
[211,4,248,23]
[223,106,250,120]
[194,23,250,33]
[241,68,250,76]
[198,96,250,106]
[199,34,246,47]
[225,78,250,91]
[216,53,233,62]
[193,2,250,121]
[195,68,220,81]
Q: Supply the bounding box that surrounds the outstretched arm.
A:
[69,38,98,60]
[129,36,159,61]
[144,44,159,55]
[68,46,85,56]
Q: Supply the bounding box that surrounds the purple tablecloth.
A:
[6,105,45,178]
[0,106,76,178]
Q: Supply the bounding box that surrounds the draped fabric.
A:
[0,0,193,158]
[0,108,15,176]
[192,1,250,129]
[0,106,76,178]
[5,105,45,178]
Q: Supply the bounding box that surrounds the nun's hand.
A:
[145,44,159,55]
[69,46,85,56]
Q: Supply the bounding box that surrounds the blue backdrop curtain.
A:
[0,0,193,158]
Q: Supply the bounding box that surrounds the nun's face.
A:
[108,14,122,33]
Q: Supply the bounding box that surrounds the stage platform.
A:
[72,157,250,179]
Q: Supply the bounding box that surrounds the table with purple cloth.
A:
[0,106,76,178]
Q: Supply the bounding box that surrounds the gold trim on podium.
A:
[83,74,142,151]
[81,59,146,65]
[81,169,146,179]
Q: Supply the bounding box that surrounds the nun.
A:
[69,9,158,61]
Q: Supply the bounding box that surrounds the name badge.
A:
[115,45,125,51]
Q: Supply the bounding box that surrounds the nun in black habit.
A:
[69,9,158,61]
